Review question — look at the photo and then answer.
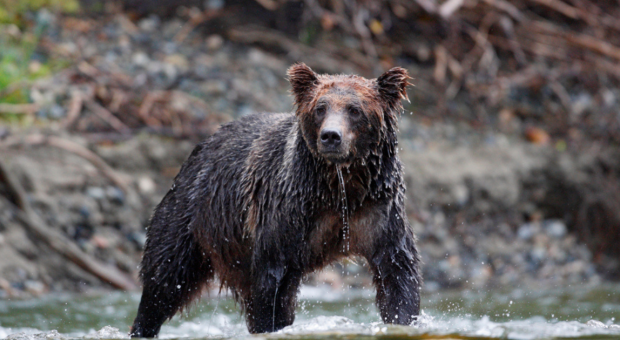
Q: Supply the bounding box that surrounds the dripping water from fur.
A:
[273,286,279,332]
[336,167,350,252]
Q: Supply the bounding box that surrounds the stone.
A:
[544,220,567,238]
[24,280,46,296]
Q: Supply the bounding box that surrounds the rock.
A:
[314,269,343,290]
[164,54,189,72]
[138,16,160,32]
[518,223,538,240]
[106,186,125,205]
[48,104,66,119]
[205,0,224,10]
[36,8,56,27]
[602,89,616,107]
[206,35,224,51]
[544,219,567,238]
[91,235,110,249]
[137,176,156,194]
[470,264,492,287]
[24,280,46,296]
[572,92,592,116]
[132,52,150,67]
[530,246,547,263]
[86,187,105,200]
[128,232,147,249]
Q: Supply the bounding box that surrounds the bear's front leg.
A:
[245,258,302,333]
[368,204,421,325]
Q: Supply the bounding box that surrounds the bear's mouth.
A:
[320,150,353,164]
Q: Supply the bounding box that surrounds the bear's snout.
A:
[317,112,352,163]
[320,128,342,148]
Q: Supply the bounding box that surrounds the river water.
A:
[1,284,619,340]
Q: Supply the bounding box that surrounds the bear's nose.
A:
[320,128,342,148]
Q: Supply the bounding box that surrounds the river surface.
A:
[1,284,619,340]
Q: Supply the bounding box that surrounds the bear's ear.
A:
[287,63,319,107]
[377,67,410,104]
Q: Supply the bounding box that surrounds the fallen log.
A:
[0,160,137,291]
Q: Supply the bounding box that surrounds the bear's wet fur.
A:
[130,63,421,337]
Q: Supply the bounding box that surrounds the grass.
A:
[0,0,78,116]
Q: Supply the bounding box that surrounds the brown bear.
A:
[130,63,421,337]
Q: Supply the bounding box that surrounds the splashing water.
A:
[1,285,620,340]
[336,167,350,252]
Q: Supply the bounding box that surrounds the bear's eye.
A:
[349,107,362,118]
[315,106,326,117]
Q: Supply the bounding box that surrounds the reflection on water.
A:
[1,284,619,339]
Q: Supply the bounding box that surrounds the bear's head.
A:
[288,63,409,165]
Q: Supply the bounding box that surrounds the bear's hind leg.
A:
[130,232,213,338]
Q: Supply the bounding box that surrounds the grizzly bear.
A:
[130,63,421,337]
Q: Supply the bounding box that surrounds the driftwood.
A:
[0,134,129,192]
[62,90,85,129]
[85,100,131,134]
[227,26,367,74]
[27,62,225,139]
[0,160,137,291]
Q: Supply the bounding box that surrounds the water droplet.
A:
[336,167,350,252]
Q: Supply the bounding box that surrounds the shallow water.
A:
[1,284,619,340]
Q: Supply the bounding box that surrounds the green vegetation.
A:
[0,0,77,108]
[0,31,48,104]
[0,0,78,26]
